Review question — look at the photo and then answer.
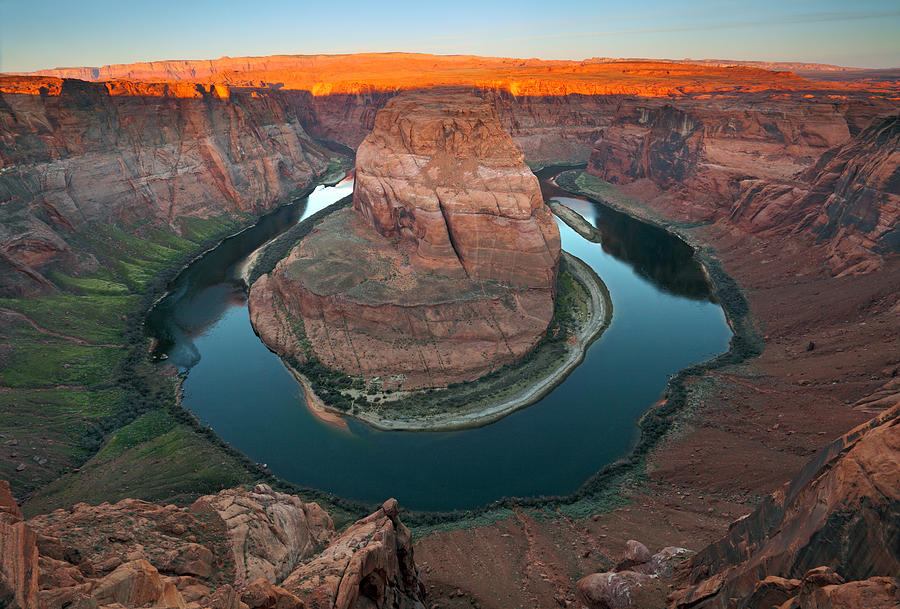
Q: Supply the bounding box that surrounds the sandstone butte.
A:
[2,54,898,298]
[249,91,561,390]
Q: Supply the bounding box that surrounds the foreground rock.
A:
[250,91,560,389]
[576,543,695,609]
[669,403,900,609]
[191,484,335,587]
[282,499,424,609]
[0,483,423,609]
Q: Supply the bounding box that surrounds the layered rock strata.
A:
[0,76,332,296]
[250,92,560,389]
[586,100,899,274]
[668,402,900,609]
[730,113,900,274]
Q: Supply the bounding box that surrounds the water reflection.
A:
[147,178,354,369]
[537,167,711,302]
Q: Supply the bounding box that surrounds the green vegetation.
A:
[25,418,253,515]
[94,409,178,461]
[1,213,257,502]
[281,261,595,421]
[3,165,374,523]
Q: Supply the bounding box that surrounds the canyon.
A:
[0,53,898,608]
[249,91,561,391]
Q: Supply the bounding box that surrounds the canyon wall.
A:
[4,54,896,295]
[4,62,896,300]
[0,77,333,296]
[731,113,900,274]
[585,96,899,273]
[669,402,900,609]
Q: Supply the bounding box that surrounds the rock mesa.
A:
[250,91,560,389]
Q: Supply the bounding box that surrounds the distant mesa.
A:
[249,91,561,390]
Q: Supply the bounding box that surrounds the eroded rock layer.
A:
[585,99,899,274]
[353,91,560,288]
[0,483,424,609]
[670,403,900,609]
[251,92,560,389]
[0,77,332,297]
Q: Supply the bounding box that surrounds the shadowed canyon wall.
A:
[0,78,333,296]
[585,97,899,273]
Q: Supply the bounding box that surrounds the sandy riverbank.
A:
[289,249,612,431]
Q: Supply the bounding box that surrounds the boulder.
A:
[575,570,650,609]
[281,499,424,609]
[87,559,184,607]
[615,540,651,571]
[191,485,334,586]
[241,578,306,609]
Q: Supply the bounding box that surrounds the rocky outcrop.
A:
[0,481,422,609]
[0,519,39,609]
[730,113,900,274]
[0,76,332,296]
[250,91,560,389]
[281,499,424,609]
[191,484,334,586]
[353,91,559,288]
[669,403,900,609]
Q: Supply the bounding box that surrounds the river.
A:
[146,171,732,510]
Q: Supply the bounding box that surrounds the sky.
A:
[1,0,898,73]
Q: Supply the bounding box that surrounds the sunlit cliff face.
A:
[6,53,900,99]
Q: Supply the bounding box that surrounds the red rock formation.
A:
[353,91,559,288]
[24,53,900,98]
[251,91,559,389]
[0,482,423,609]
[190,484,335,586]
[0,520,39,609]
[281,499,424,609]
[0,480,22,525]
[585,98,899,274]
[0,76,333,296]
[730,113,900,274]
[668,403,900,609]
[2,58,895,297]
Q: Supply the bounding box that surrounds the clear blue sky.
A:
[1,0,898,72]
